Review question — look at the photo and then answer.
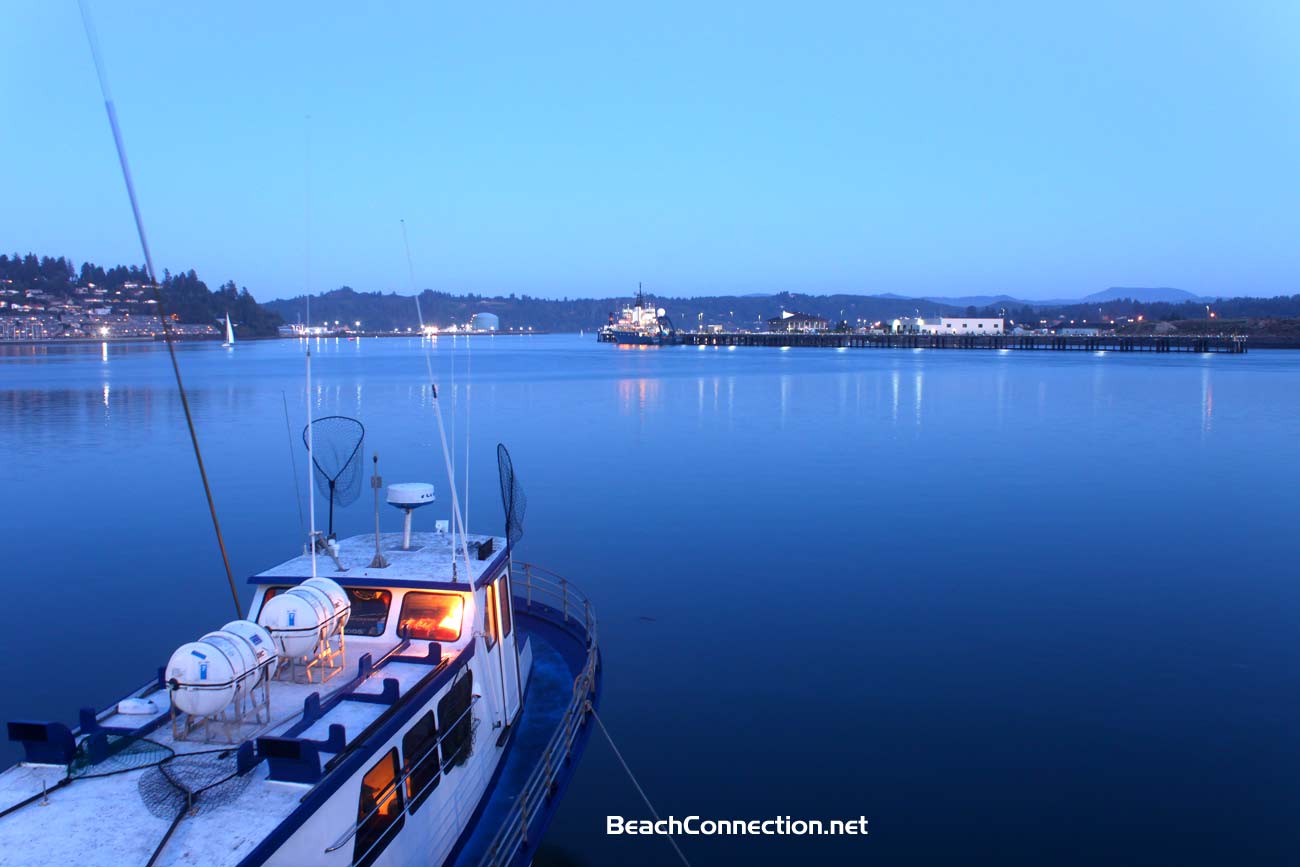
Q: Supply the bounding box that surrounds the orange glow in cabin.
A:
[398,593,464,641]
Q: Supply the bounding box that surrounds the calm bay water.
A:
[1,335,1297,865]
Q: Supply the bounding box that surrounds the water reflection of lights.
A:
[890,369,900,423]
[617,378,660,414]
[1201,367,1214,434]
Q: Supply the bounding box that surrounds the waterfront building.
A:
[767,311,829,332]
[938,317,1005,335]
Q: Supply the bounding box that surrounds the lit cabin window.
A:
[397,592,464,642]
[402,711,440,811]
[256,586,291,619]
[497,576,513,639]
[484,584,499,649]
[344,588,392,637]
[438,672,474,770]
[354,748,404,867]
[260,586,391,637]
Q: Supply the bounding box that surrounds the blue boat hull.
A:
[611,330,662,345]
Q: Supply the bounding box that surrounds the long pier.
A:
[644,331,1247,353]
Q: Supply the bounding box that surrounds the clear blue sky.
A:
[3,1,1298,300]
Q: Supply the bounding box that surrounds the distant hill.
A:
[1082,287,1207,304]
[266,285,1300,333]
[919,294,1024,308]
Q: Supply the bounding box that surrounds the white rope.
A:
[402,221,475,583]
[589,707,692,867]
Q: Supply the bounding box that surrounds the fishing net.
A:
[138,749,252,819]
[303,415,365,536]
[67,734,174,780]
[497,443,526,548]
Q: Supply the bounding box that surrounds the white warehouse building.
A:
[938,317,1003,334]
[470,312,500,332]
[889,316,1004,335]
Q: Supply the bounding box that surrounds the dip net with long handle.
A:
[303,416,365,538]
[497,443,526,549]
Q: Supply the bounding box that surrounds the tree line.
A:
[0,253,283,336]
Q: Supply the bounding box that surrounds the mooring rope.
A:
[589,706,692,867]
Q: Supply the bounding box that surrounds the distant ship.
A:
[598,286,674,345]
[222,312,235,347]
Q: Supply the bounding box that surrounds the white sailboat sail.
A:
[223,313,235,346]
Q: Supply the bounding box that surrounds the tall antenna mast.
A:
[78,0,241,617]
[304,118,317,580]
[402,220,474,581]
[465,311,472,535]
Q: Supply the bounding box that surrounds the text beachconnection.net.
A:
[607,816,869,836]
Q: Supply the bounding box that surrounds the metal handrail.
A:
[320,562,598,867]
[476,563,599,867]
[324,691,480,857]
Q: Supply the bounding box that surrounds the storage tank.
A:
[258,583,344,658]
[166,637,253,718]
[303,577,351,636]
[220,620,278,681]
[470,312,499,332]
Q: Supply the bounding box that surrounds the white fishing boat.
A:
[223,313,235,347]
[4,11,603,865]
[0,439,601,867]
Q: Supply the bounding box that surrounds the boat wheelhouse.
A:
[0,528,600,867]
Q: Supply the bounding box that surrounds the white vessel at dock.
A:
[0,507,600,867]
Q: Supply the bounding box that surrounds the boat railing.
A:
[476,562,599,867]
[324,691,481,862]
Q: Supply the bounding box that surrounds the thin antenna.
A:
[281,390,306,547]
[78,0,240,618]
[305,117,317,579]
[402,220,474,581]
[465,317,471,534]
[306,294,317,580]
[368,453,388,569]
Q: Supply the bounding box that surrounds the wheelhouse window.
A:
[397,592,464,642]
[256,586,291,620]
[258,586,391,637]
[438,672,474,771]
[484,584,499,649]
[354,748,404,867]
[402,711,440,811]
[497,576,513,639]
[345,588,392,636]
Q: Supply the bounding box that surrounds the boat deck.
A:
[0,633,449,867]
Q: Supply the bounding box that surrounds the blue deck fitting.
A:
[392,643,442,665]
[236,741,258,775]
[344,678,400,706]
[257,737,323,784]
[7,722,76,765]
[302,723,347,754]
